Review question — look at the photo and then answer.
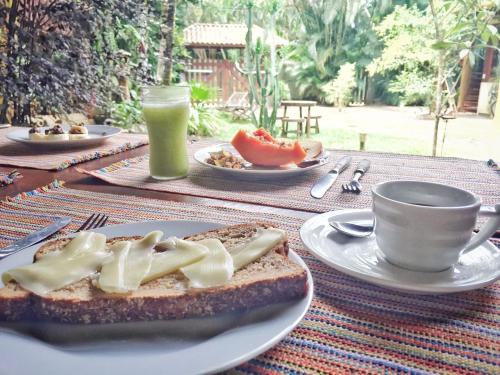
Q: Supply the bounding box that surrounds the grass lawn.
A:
[216,120,426,155]
[214,106,500,160]
[215,112,435,156]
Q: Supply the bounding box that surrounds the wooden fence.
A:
[185,59,249,106]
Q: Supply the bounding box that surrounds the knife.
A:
[310,156,352,199]
[0,216,71,259]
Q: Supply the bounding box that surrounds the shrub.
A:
[188,81,221,136]
[321,63,357,110]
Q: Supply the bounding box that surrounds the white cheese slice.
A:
[229,228,286,270]
[120,231,163,291]
[181,239,234,288]
[2,232,109,296]
[142,238,209,283]
[97,241,132,294]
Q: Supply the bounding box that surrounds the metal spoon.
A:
[329,219,374,237]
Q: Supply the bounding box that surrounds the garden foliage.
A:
[0,0,191,127]
[321,63,357,110]
[1,0,498,132]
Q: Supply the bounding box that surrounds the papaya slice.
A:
[231,128,307,167]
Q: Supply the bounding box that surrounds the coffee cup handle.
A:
[461,204,500,254]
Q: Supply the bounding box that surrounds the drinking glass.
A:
[142,86,190,180]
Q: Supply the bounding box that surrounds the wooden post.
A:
[305,105,311,137]
[281,105,288,136]
[359,133,367,151]
[494,86,500,128]
[483,47,494,82]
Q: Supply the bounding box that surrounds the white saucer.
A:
[300,209,500,294]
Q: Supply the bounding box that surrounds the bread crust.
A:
[0,223,308,324]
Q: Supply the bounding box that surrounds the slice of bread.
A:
[0,223,308,324]
[299,139,323,159]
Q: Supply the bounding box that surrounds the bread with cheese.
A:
[0,223,308,324]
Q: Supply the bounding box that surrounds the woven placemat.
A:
[0,170,21,187]
[81,141,500,213]
[0,127,148,170]
[1,181,498,374]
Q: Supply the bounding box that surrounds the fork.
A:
[342,159,371,194]
[75,213,109,232]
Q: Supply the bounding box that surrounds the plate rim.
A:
[0,219,313,375]
[300,209,500,294]
[194,142,329,176]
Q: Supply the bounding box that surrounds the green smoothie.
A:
[142,86,190,180]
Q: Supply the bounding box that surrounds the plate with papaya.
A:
[194,128,329,178]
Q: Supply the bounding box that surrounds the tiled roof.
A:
[184,23,288,49]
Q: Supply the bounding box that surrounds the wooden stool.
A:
[280,118,303,137]
[306,115,321,135]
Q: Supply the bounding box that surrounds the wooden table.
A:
[280,100,317,136]
[0,145,312,221]
[1,138,499,374]
[2,146,498,238]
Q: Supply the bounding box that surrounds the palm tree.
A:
[282,0,374,98]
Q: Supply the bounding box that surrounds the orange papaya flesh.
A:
[231,129,307,167]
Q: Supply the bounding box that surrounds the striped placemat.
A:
[81,141,500,213]
[1,182,499,374]
[0,127,148,170]
[0,170,22,187]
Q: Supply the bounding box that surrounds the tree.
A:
[282,0,374,99]
[428,0,498,156]
[321,63,357,110]
[369,1,498,156]
[367,5,435,106]
[157,0,177,85]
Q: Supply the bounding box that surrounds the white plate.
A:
[0,220,313,375]
[6,125,121,148]
[194,143,329,178]
[300,209,500,294]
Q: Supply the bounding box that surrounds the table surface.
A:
[0,144,313,221]
[280,100,317,106]
[2,142,499,238]
[1,137,500,374]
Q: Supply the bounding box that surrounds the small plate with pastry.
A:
[194,128,329,178]
[6,124,121,148]
[0,220,312,375]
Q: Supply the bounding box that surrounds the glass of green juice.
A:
[142,86,190,180]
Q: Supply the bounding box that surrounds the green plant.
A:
[369,1,498,154]
[188,81,221,136]
[110,91,143,130]
[188,107,221,136]
[281,0,381,100]
[388,69,433,106]
[321,63,357,110]
[0,0,142,124]
[243,0,281,136]
[190,81,217,103]
[367,5,435,106]
[428,0,498,155]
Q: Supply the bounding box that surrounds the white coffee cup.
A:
[372,181,500,272]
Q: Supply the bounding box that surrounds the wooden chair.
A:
[223,92,251,120]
